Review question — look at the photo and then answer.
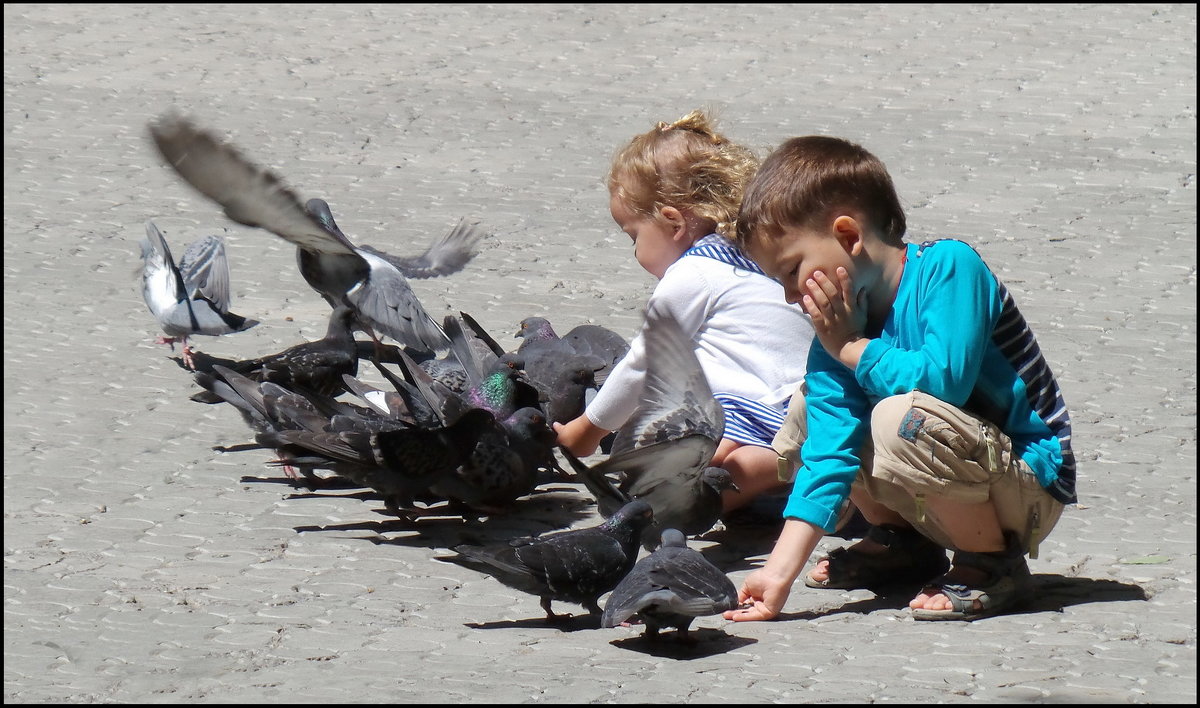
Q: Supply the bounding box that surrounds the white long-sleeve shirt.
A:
[585,236,815,433]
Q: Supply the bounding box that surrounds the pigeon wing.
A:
[177,234,231,313]
[610,312,723,455]
[358,217,483,279]
[148,114,357,256]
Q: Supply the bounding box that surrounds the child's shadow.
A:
[788,574,1147,621]
[1020,574,1148,613]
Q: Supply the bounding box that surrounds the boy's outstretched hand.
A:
[723,518,824,622]
[723,568,793,621]
[803,267,869,370]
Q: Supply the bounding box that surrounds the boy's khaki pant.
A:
[774,386,1063,555]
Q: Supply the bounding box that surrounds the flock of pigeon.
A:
[138,114,744,640]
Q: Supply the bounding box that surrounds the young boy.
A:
[723,136,1076,621]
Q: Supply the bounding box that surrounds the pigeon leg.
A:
[155,335,178,351]
[541,597,569,622]
[180,338,197,370]
[673,626,698,644]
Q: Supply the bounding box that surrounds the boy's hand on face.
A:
[803,267,869,370]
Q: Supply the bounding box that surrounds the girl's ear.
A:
[832,215,865,256]
[658,206,689,240]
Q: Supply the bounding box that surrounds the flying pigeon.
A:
[147,113,483,355]
[443,498,655,620]
[563,310,735,549]
[601,528,738,640]
[139,220,258,369]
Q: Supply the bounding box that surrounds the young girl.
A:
[554,110,815,513]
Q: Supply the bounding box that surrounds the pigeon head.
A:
[700,466,740,494]
[503,407,556,445]
[658,528,688,549]
[610,498,655,530]
[516,316,557,343]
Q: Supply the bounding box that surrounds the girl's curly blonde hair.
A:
[608,110,759,239]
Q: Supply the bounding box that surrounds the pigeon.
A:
[562,324,630,386]
[429,406,558,515]
[379,344,555,514]
[190,304,359,403]
[563,310,735,549]
[444,498,655,620]
[193,364,340,482]
[601,528,738,640]
[139,220,258,369]
[267,405,498,513]
[516,316,629,388]
[147,113,484,355]
[567,452,738,552]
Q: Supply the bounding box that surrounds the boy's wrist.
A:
[838,336,869,370]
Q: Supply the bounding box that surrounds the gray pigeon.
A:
[443,499,655,620]
[601,528,738,640]
[147,113,483,356]
[516,316,628,389]
[139,220,258,369]
[564,310,736,549]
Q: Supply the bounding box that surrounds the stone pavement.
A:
[3,3,1195,703]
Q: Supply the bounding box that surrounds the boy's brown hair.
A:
[735,136,906,249]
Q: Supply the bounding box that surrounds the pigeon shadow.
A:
[463,613,601,633]
[609,628,758,659]
[288,488,597,550]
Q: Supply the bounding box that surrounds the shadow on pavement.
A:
[776,574,1148,622]
[463,612,601,633]
[1021,574,1148,612]
[609,628,758,659]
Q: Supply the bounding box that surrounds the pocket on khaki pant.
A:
[772,383,808,483]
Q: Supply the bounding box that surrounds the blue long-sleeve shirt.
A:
[784,239,1077,531]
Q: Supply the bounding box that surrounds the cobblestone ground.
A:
[4,4,1195,703]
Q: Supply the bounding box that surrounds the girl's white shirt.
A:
[585,247,815,432]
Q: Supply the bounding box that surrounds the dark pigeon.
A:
[140,220,258,369]
[267,406,497,514]
[190,304,359,403]
[601,528,738,640]
[563,310,735,549]
[193,364,343,483]
[443,499,655,620]
[147,113,483,356]
[429,406,558,516]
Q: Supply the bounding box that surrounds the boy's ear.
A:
[832,215,865,255]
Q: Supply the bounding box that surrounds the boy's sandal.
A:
[803,524,950,589]
[911,532,1031,621]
